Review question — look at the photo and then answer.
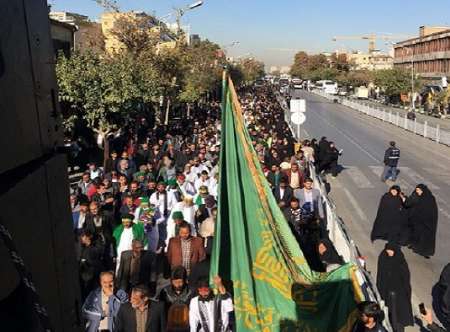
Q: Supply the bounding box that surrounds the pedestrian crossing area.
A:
[335,165,450,219]
[340,165,446,191]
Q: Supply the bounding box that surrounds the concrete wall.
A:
[0,0,81,331]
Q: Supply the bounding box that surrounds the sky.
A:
[50,0,450,68]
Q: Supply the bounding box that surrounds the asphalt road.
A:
[291,89,450,330]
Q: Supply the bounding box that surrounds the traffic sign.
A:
[290,98,306,112]
[291,112,306,125]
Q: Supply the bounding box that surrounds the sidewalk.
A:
[352,98,450,132]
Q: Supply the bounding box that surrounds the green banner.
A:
[210,74,364,332]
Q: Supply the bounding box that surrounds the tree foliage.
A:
[109,15,161,55]
[337,70,374,88]
[56,10,265,143]
[56,51,160,136]
[374,68,413,98]
[178,40,223,103]
[237,58,265,83]
[290,51,347,81]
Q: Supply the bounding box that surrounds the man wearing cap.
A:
[159,266,193,307]
[113,214,145,271]
[194,185,210,208]
[166,208,198,248]
[189,276,233,332]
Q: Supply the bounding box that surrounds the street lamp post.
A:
[158,1,204,42]
[175,1,203,38]
[410,46,415,110]
[222,41,240,60]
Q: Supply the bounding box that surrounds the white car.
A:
[291,78,303,89]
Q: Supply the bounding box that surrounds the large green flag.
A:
[210,74,364,332]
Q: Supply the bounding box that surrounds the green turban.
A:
[172,211,184,220]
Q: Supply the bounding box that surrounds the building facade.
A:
[49,11,88,25]
[49,19,77,57]
[101,11,177,53]
[348,51,393,71]
[394,26,450,79]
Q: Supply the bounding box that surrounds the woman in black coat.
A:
[317,238,344,272]
[376,242,414,332]
[404,184,438,258]
[371,185,408,244]
[432,263,450,330]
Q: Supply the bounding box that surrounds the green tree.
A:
[290,51,309,77]
[110,14,161,55]
[308,54,329,71]
[179,40,222,104]
[338,70,374,88]
[374,68,413,99]
[56,51,160,162]
[238,58,265,83]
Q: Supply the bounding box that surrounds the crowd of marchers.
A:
[71,102,235,332]
[69,82,449,332]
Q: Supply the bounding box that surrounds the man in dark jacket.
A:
[115,239,156,294]
[77,231,104,301]
[273,178,294,209]
[352,301,388,332]
[114,285,166,332]
[159,266,194,306]
[382,141,400,182]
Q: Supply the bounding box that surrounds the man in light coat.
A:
[82,271,128,332]
[293,177,324,219]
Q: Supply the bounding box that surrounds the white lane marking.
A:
[343,166,374,189]
[398,167,440,191]
[368,166,383,178]
[332,95,450,165]
[423,168,450,186]
[302,128,311,139]
[338,181,368,221]
[308,109,382,164]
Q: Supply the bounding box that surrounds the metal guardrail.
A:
[313,90,450,147]
[277,92,392,330]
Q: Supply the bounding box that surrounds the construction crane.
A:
[332,34,411,53]
[92,0,120,12]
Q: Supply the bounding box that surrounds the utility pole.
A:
[411,46,415,110]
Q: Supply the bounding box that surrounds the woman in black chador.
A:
[376,242,414,332]
[371,185,408,244]
[432,263,450,330]
[404,184,438,258]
